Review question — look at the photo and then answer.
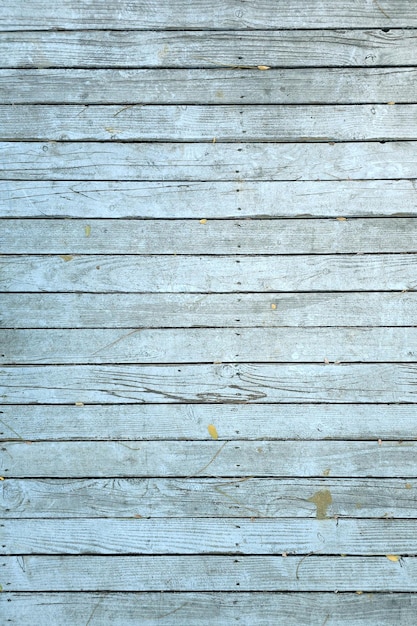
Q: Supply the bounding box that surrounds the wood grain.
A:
[2,68,417,104]
[1,404,417,441]
[2,327,417,364]
[2,105,417,141]
[2,180,417,218]
[2,477,415,518]
[3,218,417,254]
[3,293,416,328]
[2,555,417,591]
[1,1,416,29]
[4,518,417,555]
[3,254,417,293]
[2,440,417,478]
[3,363,417,404]
[1,592,416,626]
[2,31,416,68]
[2,141,416,181]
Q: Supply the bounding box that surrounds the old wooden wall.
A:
[1,1,417,624]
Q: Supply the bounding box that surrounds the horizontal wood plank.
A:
[4,518,417,555]
[1,1,416,29]
[1,592,416,626]
[2,105,417,141]
[3,254,417,293]
[2,555,416,591]
[3,218,417,254]
[2,440,417,478]
[2,363,417,405]
[2,68,417,104]
[2,180,417,218]
[3,327,417,364]
[1,404,417,441]
[2,31,417,68]
[2,477,414,518]
[2,141,416,181]
[3,293,416,328]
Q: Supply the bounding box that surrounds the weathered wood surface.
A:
[1,404,417,441]
[2,105,417,141]
[2,31,416,68]
[3,293,416,328]
[2,68,417,104]
[2,555,416,591]
[3,141,417,180]
[4,518,417,555]
[2,477,415,518]
[3,364,417,404]
[3,218,417,254]
[3,255,417,293]
[3,0,417,610]
[3,327,417,364]
[2,592,416,626]
[2,440,416,478]
[2,180,417,218]
[1,1,416,29]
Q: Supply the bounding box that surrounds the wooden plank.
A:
[3,218,417,254]
[3,327,417,364]
[3,254,417,293]
[1,404,417,442]
[4,518,417,555]
[2,141,417,181]
[1,1,417,29]
[2,180,417,218]
[2,555,417,591]
[3,293,416,328]
[2,68,417,104]
[2,31,417,68]
[2,440,417,478]
[3,364,417,405]
[2,477,415,518]
[2,105,417,141]
[2,592,417,626]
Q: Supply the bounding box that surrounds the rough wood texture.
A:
[2,478,415,518]
[1,1,416,29]
[3,293,416,328]
[3,254,417,293]
[2,68,417,104]
[3,363,417,404]
[3,555,417,591]
[2,141,416,181]
[2,31,416,68]
[3,327,417,364]
[3,0,417,611]
[4,518,417,555]
[1,404,417,441]
[1,592,416,626]
[3,218,417,254]
[2,105,417,141]
[2,440,417,478]
[2,180,417,218]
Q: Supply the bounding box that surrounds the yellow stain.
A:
[60,255,73,262]
[208,424,218,440]
[85,225,91,237]
[308,489,332,519]
[199,219,208,224]
[386,554,401,562]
